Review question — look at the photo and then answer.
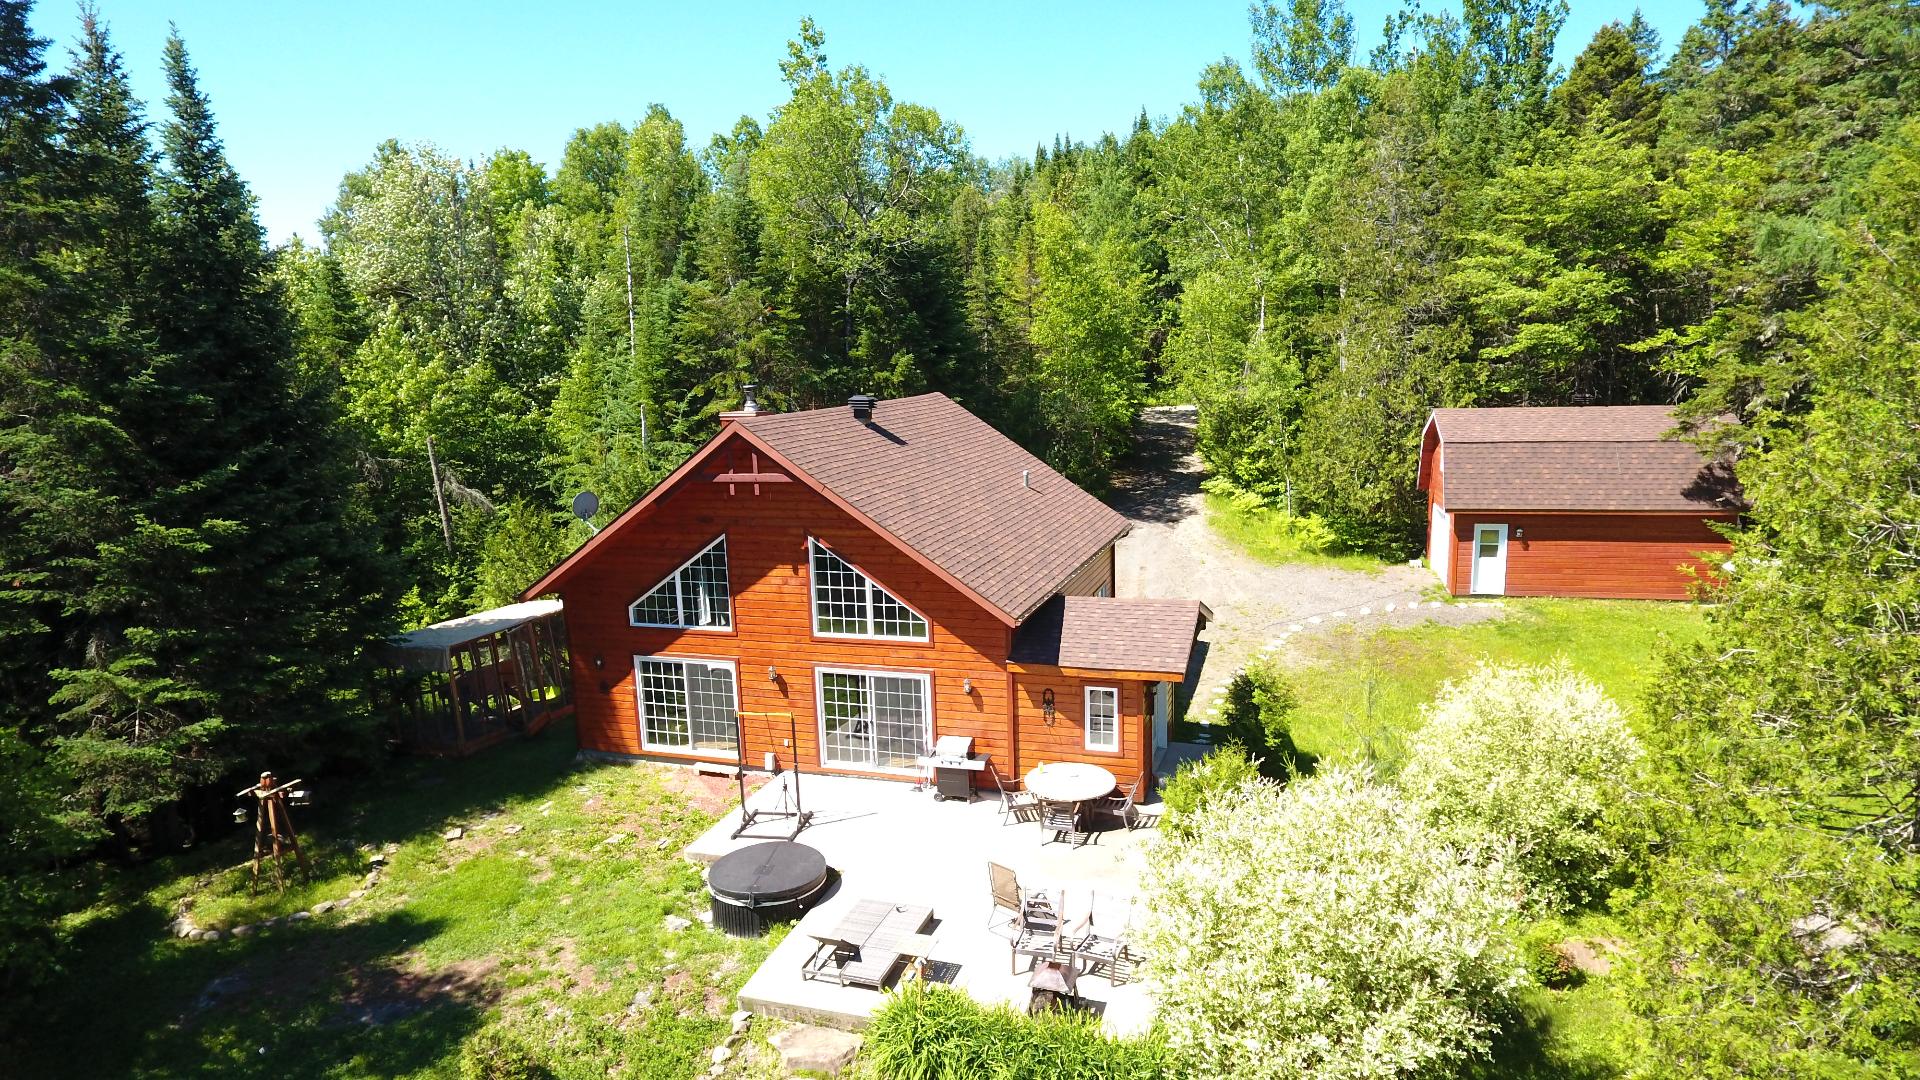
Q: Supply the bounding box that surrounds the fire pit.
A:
[706,841,830,937]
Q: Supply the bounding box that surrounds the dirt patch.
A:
[545,937,606,995]
[1558,937,1623,976]
[651,766,768,817]
[336,956,499,1027]
[1111,405,1500,705]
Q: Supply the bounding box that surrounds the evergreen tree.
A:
[48,32,394,834]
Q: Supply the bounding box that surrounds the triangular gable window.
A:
[629,536,732,630]
[808,539,929,641]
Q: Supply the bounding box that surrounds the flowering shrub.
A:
[1157,744,1266,836]
[1398,662,1643,907]
[1138,765,1528,1080]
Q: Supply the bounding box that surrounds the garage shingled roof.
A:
[1426,405,1742,513]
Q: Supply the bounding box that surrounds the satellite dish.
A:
[571,491,600,533]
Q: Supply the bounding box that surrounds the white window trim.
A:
[632,654,739,761]
[1084,685,1121,753]
[813,665,935,775]
[628,533,732,632]
[806,537,931,643]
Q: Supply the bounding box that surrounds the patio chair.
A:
[1039,798,1088,847]
[988,861,1056,931]
[985,760,1038,825]
[1099,775,1145,829]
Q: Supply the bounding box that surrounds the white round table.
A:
[1024,762,1117,804]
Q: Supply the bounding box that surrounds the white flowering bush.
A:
[1399,661,1643,908]
[1137,765,1528,1080]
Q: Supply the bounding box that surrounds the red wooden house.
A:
[1417,405,1740,600]
[521,392,1208,795]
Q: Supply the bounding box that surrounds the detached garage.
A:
[1417,405,1740,600]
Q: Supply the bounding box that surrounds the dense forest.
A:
[3,0,1917,1072]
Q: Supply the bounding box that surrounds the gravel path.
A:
[1109,405,1494,709]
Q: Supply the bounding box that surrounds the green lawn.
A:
[1280,597,1709,772]
[17,720,775,1080]
[1253,598,1708,1080]
[1203,493,1390,572]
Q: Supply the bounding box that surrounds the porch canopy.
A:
[1007,596,1210,681]
[376,599,572,756]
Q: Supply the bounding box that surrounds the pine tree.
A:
[48,32,394,835]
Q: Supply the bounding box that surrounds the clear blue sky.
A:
[30,1,1705,245]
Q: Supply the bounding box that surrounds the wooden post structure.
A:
[242,771,311,892]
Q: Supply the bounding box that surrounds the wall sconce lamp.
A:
[962,677,973,694]
[1041,688,1056,726]
[1513,528,1525,540]
[767,665,779,684]
[592,655,604,669]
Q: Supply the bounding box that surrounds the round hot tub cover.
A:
[707,841,828,906]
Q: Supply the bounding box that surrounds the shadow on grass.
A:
[1462,998,1622,1080]
[20,901,472,1080]
[19,724,601,1079]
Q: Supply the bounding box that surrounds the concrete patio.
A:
[684,768,1180,1034]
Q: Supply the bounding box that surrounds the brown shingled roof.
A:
[1009,596,1209,680]
[740,394,1133,623]
[1427,405,1740,513]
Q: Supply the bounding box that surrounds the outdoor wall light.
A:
[593,655,604,669]
[1041,688,1056,725]
[962,677,973,694]
[767,665,779,684]
[1514,528,1525,540]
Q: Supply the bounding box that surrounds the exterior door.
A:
[1152,680,1171,752]
[1469,524,1508,595]
[1428,503,1451,588]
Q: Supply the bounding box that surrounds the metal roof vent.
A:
[740,383,760,415]
[848,394,877,423]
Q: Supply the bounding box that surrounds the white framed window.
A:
[815,666,932,771]
[629,535,731,630]
[1095,584,1110,598]
[808,539,929,641]
[1085,685,1120,752]
[633,656,738,758]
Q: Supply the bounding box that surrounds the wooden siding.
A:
[1011,672,1151,798]
[1448,511,1733,600]
[552,449,1013,781]
[1057,544,1115,598]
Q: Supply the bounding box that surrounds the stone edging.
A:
[1203,598,1504,719]
[166,843,397,942]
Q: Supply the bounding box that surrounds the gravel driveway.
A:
[1110,406,1491,708]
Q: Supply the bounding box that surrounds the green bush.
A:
[1219,662,1308,779]
[863,983,1173,1080]
[458,1026,551,1080]
[1518,921,1586,990]
[1158,744,1264,835]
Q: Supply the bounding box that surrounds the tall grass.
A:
[862,984,1173,1080]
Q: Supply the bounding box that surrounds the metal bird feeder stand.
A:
[731,711,813,840]
[239,770,312,892]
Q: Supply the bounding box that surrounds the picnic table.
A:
[801,899,934,988]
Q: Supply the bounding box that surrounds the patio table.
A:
[1024,762,1117,804]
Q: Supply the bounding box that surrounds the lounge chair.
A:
[800,900,933,989]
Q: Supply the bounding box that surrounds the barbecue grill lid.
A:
[707,841,829,904]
